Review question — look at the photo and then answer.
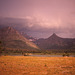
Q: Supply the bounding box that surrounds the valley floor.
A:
[0,56,75,75]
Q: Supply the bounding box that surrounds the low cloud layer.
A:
[0,0,75,38]
[0,16,75,38]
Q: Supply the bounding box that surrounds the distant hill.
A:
[20,32,37,42]
[34,33,75,51]
[0,26,39,51]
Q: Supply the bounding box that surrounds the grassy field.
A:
[0,56,75,75]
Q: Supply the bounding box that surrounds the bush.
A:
[62,53,70,57]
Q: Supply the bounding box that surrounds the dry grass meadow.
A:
[0,56,75,75]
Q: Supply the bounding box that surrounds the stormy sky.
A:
[0,0,75,38]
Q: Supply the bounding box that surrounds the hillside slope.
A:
[0,27,39,50]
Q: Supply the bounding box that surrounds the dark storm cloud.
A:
[0,0,75,38]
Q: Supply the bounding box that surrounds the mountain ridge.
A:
[0,26,39,50]
[34,33,75,50]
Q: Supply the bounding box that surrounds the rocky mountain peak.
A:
[48,33,60,39]
[1,26,19,34]
[51,33,57,37]
[0,26,39,50]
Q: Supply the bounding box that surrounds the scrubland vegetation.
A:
[0,56,75,75]
[0,48,75,57]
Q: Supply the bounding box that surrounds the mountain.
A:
[34,33,75,50]
[0,26,39,51]
[0,17,36,42]
[20,32,37,42]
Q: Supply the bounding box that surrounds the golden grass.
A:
[0,56,75,75]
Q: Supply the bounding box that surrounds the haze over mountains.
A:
[0,17,75,39]
[0,17,75,52]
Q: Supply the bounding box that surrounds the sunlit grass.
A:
[0,56,75,75]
